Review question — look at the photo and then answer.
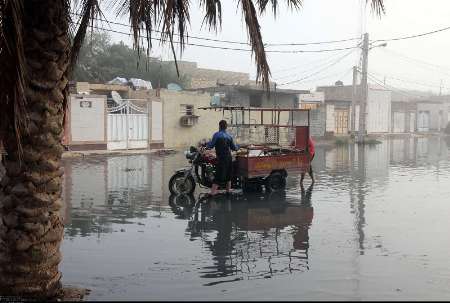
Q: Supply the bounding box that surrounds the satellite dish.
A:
[111,91,123,105]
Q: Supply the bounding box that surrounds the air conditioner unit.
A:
[180,115,199,127]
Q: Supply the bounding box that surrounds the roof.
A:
[192,84,309,95]
[233,85,309,95]
[198,106,310,112]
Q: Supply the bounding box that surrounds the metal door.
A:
[335,109,349,134]
[107,100,149,150]
[417,111,430,132]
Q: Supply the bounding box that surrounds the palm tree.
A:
[0,0,384,299]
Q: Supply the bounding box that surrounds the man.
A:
[206,120,239,195]
[300,136,315,185]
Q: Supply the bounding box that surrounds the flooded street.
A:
[60,137,450,300]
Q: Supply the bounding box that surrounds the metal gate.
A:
[335,109,349,134]
[107,100,149,150]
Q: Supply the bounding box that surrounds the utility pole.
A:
[351,66,358,134]
[357,33,369,143]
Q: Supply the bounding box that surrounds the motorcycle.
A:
[168,145,241,195]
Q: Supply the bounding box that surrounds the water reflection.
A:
[168,187,314,285]
[60,136,450,300]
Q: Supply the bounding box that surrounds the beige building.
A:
[171,61,251,89]
[160,89,223,148]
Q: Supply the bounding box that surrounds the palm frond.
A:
[199,0,222,31]
[0,0,27,158]
[70,0,103,71]
[239,0,270,89]
[256,0,302,15]
[369,0,385,15]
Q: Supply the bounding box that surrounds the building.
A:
[159,89,223,148]
[416,101,448,132]
[299,92,326,137]
[390,91,450,133]
[390,101,417,133]
[317,83,392,136]
[171,61,251,89]
[67,82,163,150]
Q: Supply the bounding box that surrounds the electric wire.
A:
[278,49,357,86]
[70,12,362,47]
[71,21,361,54]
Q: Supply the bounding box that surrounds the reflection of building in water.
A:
[62,155,164,237]
[185,191,314,284]
[323,142,389,184]
[387,136,449,165]
[389,137,417,164]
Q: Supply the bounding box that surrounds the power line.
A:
[372,24,450,43]
[72,21,360,54]
[70,12,362,47]
[278,49,356,86]
[370,70,450,91]
[265,37,361,47]
[272,48,358,79]
[366,71,429,99]
[379,48,450,77]
[279,67,354,87]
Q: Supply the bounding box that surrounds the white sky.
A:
[98,0,450,95]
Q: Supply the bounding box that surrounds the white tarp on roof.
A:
[107,77,128,85]
[130,78,153,90]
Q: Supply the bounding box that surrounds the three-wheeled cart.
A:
[199,106,312,192]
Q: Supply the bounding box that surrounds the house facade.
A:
[416,101,448,132]
[317,83,392,136]
[390,101,417,133]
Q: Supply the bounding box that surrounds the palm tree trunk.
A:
[0,1,69,299]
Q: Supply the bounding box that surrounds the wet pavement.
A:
[60,136,450,300]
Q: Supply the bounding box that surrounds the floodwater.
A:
[60,136,450,301]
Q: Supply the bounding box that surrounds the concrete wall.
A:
[66,94,107,149]
[173,61,250,89]
[262,93,298,108]
[326,104,335,133]
[317,85,355,101]
[367,88,391,133]
[309,106,326,137]
[160,89,223,148]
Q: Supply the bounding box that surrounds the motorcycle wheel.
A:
[169,172,196,195]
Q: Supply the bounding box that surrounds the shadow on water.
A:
[168,186,315,286]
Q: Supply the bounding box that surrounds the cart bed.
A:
[237,152,310,178]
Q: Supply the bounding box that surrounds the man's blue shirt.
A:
[207,130,239,158]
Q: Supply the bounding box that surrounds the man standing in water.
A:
[206,120,239,196]
[300,136,315,185]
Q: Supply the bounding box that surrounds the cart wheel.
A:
[265,172,287,192]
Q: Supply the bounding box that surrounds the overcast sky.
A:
[98,0,450,95]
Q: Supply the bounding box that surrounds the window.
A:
[180,104,194,115]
